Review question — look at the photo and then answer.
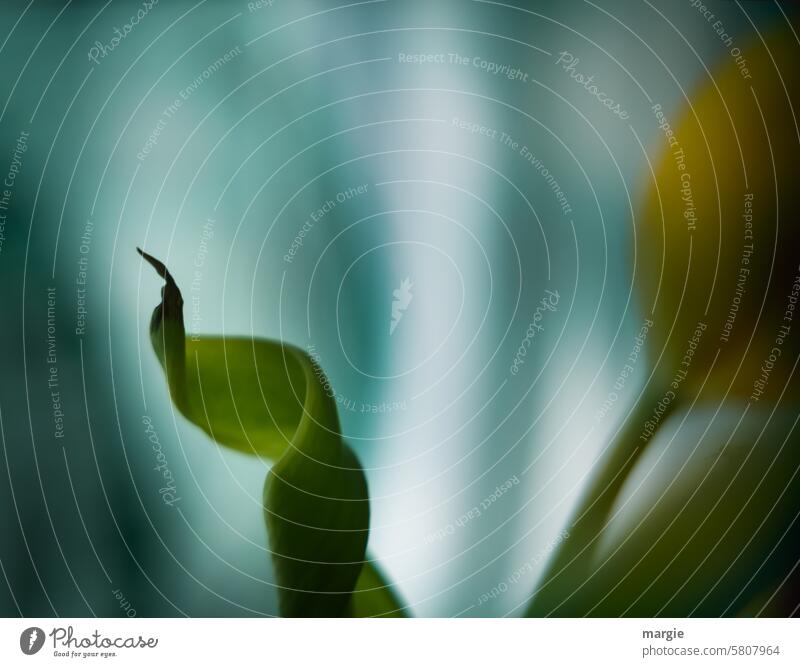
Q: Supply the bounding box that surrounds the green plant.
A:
[138,249,405,617]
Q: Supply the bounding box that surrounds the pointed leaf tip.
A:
[137,247,176,287]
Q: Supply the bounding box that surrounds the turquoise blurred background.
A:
[0,0,789,616]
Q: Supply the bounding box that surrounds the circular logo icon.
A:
[20,627,45,655]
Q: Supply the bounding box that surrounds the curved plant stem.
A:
[527,385,676,616]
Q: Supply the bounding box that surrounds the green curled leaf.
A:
[137,248,307,460]
[139,249,376,616]
[264,439,370,617]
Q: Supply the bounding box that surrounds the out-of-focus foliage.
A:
[528,27,800,617]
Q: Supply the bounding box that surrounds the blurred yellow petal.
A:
[638,27,800,403]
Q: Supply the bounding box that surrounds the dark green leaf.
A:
[139,249,373,616]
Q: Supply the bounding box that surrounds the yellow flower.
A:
[637,25,800,404]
